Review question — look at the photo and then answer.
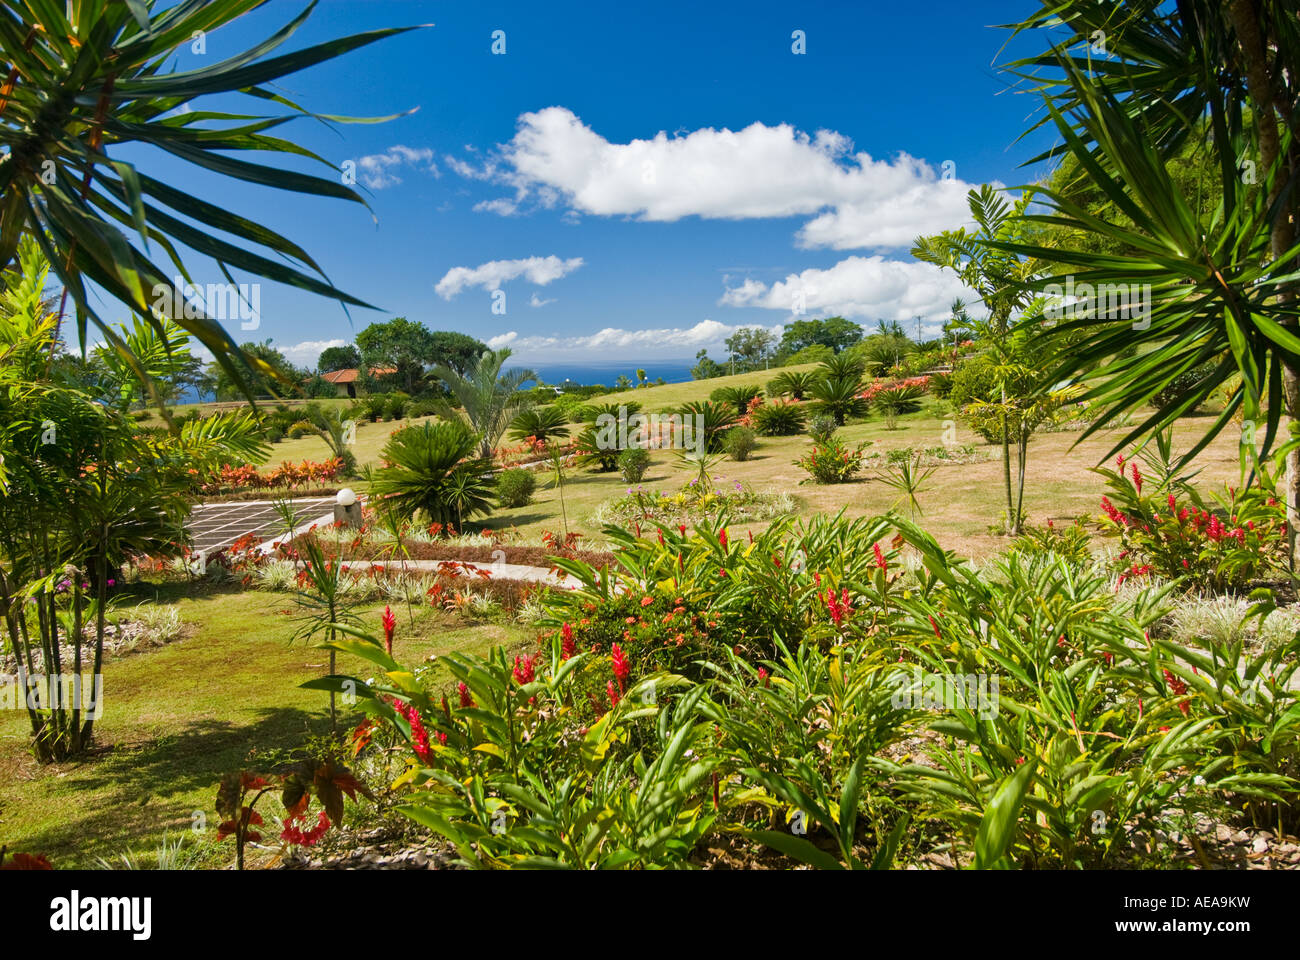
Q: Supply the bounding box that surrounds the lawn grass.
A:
[0,579,533,868]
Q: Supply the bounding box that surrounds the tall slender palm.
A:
[913,186,1045,534]
[430,348,536,460]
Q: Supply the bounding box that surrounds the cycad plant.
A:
[0,0,417,390]
[767,369,822,400]
[809,371,867,425]
[369,420,494,527]
[430,348,536,460]
[508,404,571,446]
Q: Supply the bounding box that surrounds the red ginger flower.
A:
[757,667,770,687]
[513,654,536,685]
[560,622,575,661]
[458,681,474,708]
[607,680,620,708]
[611,642,630,691]
[1131,463,1143,495]
[719,529,728,549]
[382,605,397,654]
[873,542,887,570]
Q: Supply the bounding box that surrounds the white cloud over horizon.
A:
[485,319,783,363]
[435,255,584,299]
[452,107,983,249]
[720,257,977,334]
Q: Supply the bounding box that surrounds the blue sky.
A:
[116,0,1063,370]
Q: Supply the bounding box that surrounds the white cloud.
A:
[529,293,556,308]
[281,339,349,368]
[721,257,976,334]
[456,107,981,249]
[356,145,438,189]
[484,319,782,363]
[435,255,584,299]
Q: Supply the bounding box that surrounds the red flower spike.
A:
[382,605,397,655]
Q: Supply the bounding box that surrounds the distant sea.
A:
[521,361,696,389]
[174,361,701,405]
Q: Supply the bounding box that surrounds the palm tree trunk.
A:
[1228,0,1300,567]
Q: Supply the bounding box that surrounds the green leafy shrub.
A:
[767,369,823,400]
[809,370,867,425]
[678,400,736,453]
[1096,455,1287,591]
[496,467,537,508]
[723,426,758,461]
[618,446,651,483]
[385,392,410,420]
[808,415,838,444]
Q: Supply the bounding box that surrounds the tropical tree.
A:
[356,317,437,394]
[93,315,191,411]
[429,348,536,460]
[0,0,416,395]
[368,420,494,527]
[317,345,362,374]
[0,239,266,761]
[913,186,1045,534]
[994,0,1300,557]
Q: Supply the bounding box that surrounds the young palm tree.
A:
[430,348,536,460]
[913,186,1044,534]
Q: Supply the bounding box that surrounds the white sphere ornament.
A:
[336,487,357,507]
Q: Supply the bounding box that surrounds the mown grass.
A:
[0,579,533,868]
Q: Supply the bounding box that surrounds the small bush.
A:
[808,415,838,444]
[286,419,316,439]
[408,399,440,418]
[794,436,869,484]
[385,393,410,420]
[618,447,651,483]
[753,402,807,436]
[496,468,537,508]
[723,426,759,461]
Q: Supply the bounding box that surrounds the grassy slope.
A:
[0,582,531,867]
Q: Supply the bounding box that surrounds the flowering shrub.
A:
[794,436,870,484]
[199,457,346,494]
[1095,454,1287,591]
[308,514,1300,869]
[594,481,790,528]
